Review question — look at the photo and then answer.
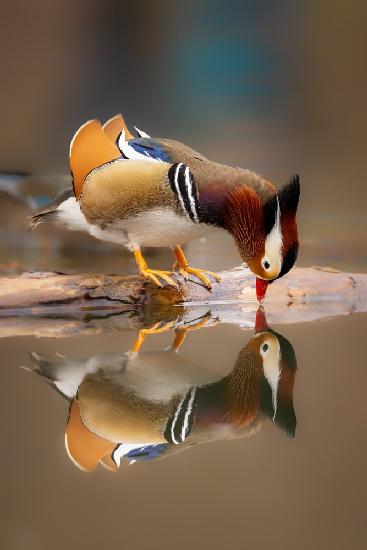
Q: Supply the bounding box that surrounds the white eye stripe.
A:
[263,196,282,275]
[261,338,282,419]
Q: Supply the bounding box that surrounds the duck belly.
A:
[121,207,215,248]
[87,207,216,249]
[58,197,216,248]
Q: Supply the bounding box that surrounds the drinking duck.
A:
[29,115,300,299]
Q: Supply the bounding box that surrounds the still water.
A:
[1,303,366,550]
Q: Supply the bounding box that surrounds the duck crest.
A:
[278,175,300,216]
[274,175,300,280]
[262,175,300,235]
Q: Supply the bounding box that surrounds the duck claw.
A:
[176,266,221,288]
[141,268,178,289]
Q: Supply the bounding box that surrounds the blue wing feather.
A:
[128,138,171,162]
[124,443,170,461]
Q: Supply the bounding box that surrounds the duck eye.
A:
[262,343,269,352]
[264,260,270,270]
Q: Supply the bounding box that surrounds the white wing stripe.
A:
[117,128,156,162]
[134,126,151,138]
[170,395,185,445]
[184,166,199,223]
[174,163,187,214]
[181,387,197,441]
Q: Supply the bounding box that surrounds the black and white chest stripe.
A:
[164,387,197,445]
[168,163,200,223]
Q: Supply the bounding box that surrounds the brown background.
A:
[0,0,366,272]
[0,3,366,549]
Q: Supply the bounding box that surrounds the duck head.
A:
[224,175,300,301]
[224,307,297,437]
[254,307,298,435]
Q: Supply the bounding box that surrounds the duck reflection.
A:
[28,309,297,472]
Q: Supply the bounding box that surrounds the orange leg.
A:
[173,245,221,289]
[130,313,215,355]
[133,248,178,288]
[171,330,187,352]
[130,320,177,354]
[171,312,214,352]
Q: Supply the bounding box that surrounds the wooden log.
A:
[0,266,366,338]
[0,265,366,309]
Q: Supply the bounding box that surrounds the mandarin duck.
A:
[26,310,297,471]
[29,114,300,299]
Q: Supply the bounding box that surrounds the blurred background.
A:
[0,0,366,274]
[1,5,367,550]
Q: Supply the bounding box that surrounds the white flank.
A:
[54,354,112,399]
[55,377,82,399]
[181,387,196,441]
[57,197,90,231]
[121,350,221,402]
[134,126,151,138]
[184,166,199,222]
[117,128,157,162]
[58,203,212,249]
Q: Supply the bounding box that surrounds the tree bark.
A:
[0,266,366,338]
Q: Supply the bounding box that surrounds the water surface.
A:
[1,307,366,550]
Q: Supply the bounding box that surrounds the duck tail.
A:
[28,210,54,231]
[27,188,74,231]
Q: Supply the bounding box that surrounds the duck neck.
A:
[208,186,266,261]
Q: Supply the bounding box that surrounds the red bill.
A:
[255,307,269,333]
[256,278,269,302]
